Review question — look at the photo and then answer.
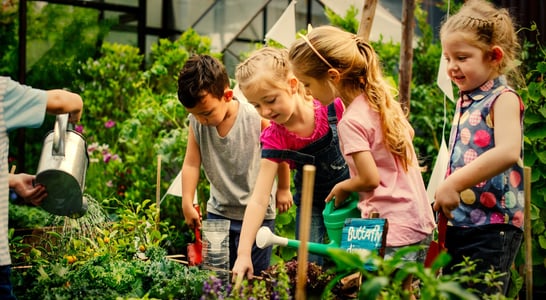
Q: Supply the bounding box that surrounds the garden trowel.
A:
[187,202,203,266]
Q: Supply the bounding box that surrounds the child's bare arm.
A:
[45,90,83,123]
[275,162,293,213]
[326,150,378,207]
[181,128,203,230]
[233,159,278,279]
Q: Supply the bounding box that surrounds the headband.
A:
[298,33,334,69]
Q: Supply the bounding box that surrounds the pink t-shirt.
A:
[338,94,435,247]
[261,99,344,168]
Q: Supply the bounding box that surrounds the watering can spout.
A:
[256,226,338,258]
[256,226,288,248]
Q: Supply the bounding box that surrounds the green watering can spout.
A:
[256,226,339,258]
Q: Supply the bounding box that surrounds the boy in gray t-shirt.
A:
[177,55,291,276]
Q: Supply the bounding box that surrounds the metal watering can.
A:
[35,114,89,219]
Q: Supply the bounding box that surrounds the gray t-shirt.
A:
[190,100,276,220]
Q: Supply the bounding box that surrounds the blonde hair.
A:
[235,47,308,101]
[289,25,413,170]
[440,0,522,86]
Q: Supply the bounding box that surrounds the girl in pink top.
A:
[289,25,435,297]
[232,47,349,279]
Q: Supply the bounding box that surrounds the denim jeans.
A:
[294,203,327,266]
[207,213,274,276]
[0,265,16,300]
[384,234,432,263]
[443,224,523,296]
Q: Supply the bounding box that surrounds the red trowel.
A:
[187,202,203,266]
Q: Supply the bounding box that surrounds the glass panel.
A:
[191,0,270,53]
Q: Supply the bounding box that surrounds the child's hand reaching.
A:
[325,182,352,208]
[275,188,293,213]
[183,204,201,230]
[433,182,460,219]
[232,254,254,280]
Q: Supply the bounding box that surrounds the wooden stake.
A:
[399,0,416,115]
[357,0,378,41]
[524,166,532,300]
[155,155,162,229]
[296,165,315,300]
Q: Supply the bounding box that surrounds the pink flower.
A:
[103,152,112,163]
[75,125,84,133]
[87,143,98,153]
[105,120,116,128]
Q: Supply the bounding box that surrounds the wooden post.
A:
[155,155,162,229]
[398,0,416,116]
[295,165,316,300]
[524,166,533,300]
[357,0,378,41]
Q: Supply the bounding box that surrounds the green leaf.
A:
[525,125,546,140]
[437,281,480,300]
[358,276,389,300]
[525,112,545,125]
[275,211,292,225]
[539,234,546,249]
[326,247,369,270]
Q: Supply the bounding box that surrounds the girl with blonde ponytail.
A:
[289,25,435,297]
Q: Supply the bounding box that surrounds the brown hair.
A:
[177,54,229,108]
[289,25,414,170]
[440,0,522,86]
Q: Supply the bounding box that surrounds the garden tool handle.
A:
[437,212,447,249]
[194,204,201,242]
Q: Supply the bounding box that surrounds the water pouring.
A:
[35,114,89,219]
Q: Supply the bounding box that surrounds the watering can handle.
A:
[52,114,68,156]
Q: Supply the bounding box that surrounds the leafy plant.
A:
[323,246,512,299]
[12,248,212,299]
[518,35,546,288]
[201,260,295,300]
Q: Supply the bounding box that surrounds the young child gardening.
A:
[232,47,349,278]
[177,54,291,276]
[433,0,525,296]
[288,25,435,297]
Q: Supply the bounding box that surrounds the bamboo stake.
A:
[524,166,532,300]
[155,155,162,230]
[296,165,315,300]
[357,0,378,41]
